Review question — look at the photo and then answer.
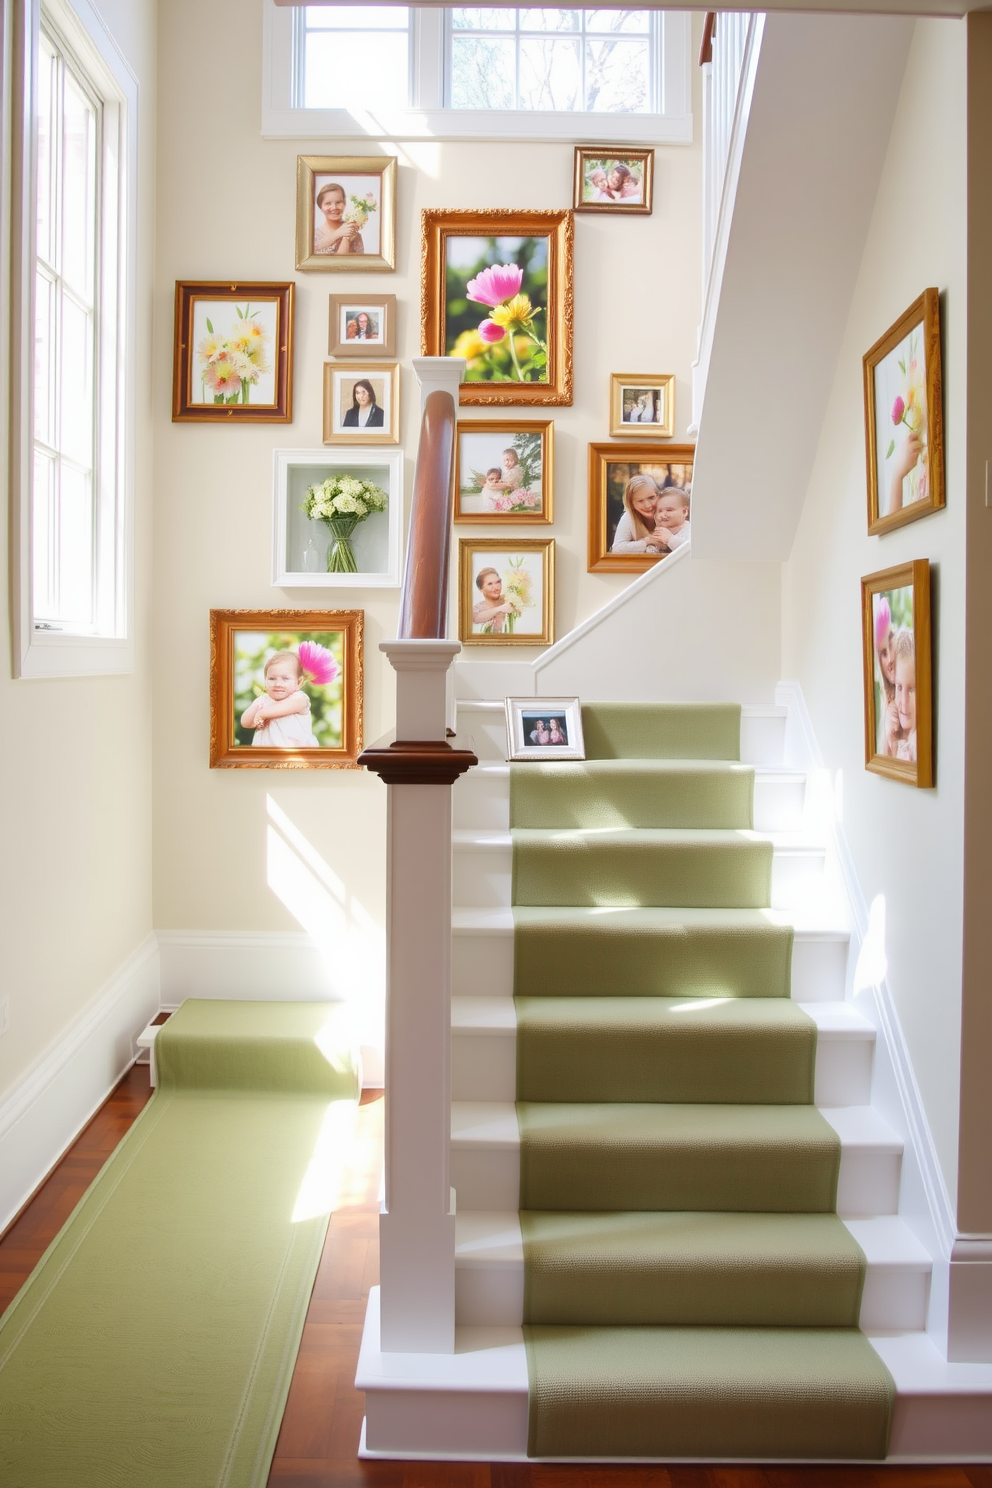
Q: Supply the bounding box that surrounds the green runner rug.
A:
[0,1000,359,1488]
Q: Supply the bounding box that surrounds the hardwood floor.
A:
[2,1065,990,1488]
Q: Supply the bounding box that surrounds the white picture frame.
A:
[272,447,403,589]
[504,697,585,760]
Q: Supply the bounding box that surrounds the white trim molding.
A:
[0,933,159,1234]
[777,680,992,1363]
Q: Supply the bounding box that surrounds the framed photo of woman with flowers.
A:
[863,288,944,536]
[295,156,396,273]
[458,538,555,646]
[421,209,573,406]
[454,420,553,523]
[209,609,363,769]
[172,282,294,423]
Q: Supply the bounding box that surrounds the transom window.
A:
[264,2,691,142]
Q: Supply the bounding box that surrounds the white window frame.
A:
[262,2,692,143]
[5,0,136,678]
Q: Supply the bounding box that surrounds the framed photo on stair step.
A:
[505,697,584,760]
[861,561,933,787]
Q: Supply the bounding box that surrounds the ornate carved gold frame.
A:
[421,209,574,407]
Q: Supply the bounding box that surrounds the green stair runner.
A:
[512,701,894,1461]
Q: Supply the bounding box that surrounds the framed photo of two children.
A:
[861,562,933,788]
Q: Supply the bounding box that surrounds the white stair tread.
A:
[458,763,806,782]
[451,997,872,1038]
[454,1211,930,1274]
[452,907,850,938]
[869,1330,992,1391]
[819,1106,903,1152]
[453,1102,901,1152]
[453,828,822,851]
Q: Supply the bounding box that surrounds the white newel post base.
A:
[366,640,475,1353]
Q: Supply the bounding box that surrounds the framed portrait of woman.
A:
[322,363,400,445]
[588,443,695,573]
[328,294,397,357]
[421,208,573,407]
[573,148,654,215]
[296,156,397,273]
[861,561,933,788]
[610,373,675,438]
[458,538,554,646]
[863,289,944,535]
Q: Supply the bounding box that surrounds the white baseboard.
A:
[156,931,385,1086]
[0,933,160,1235]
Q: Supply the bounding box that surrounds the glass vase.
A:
[323,517,360,574]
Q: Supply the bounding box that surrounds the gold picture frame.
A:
[322,362,400,445]
[172,281,294,423]
[328,293,397,357]
[610,373,675,438]
[458,538,555,646]
[421,208,574,407]
[863,288,944,536]
[588,442,695,573]
[209,609,364,769]
[861,562,933,788]
[454,419,554,524]
[296,155,397,273]
[573,147,654,214]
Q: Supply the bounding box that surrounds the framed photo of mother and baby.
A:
[861,563,932,789]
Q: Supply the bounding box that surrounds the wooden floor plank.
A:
[0,1067,986,1487]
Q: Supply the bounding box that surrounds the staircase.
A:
[358,691,992,1462]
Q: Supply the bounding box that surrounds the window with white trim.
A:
[263,2,692,143]
[9,0,134,678]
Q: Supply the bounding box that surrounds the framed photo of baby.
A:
[295,155,396,273]
[574,148,653,214]
[861,562,933,788]
[421,208,573,406]
[458,538,555,647]
[328,294,396,357]
[454,420,553,523]
[210,610,363,769]
[587,443,694,573]
[863,288,944,536]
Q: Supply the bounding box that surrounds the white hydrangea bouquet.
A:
[301,474,388,573]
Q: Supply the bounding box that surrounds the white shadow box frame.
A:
[272,447,404,588]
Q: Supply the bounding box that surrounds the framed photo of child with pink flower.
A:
[209,609,363,769]
[296,156,396,273]
[454,420,553,524]
[863,289,944,536]
[458,539,555,647]
[861,562,933,788]
[172,282,294,423]
[421,209,573,406]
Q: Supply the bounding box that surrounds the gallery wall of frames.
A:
[170,145,700,770]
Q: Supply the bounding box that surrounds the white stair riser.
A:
[451,1027,874,1106]
[454,1255,930,1334]
[455,705,789,770]
[452,843,826,912]
[364,1388,528,1459]
[451,1142,901,1219]
[452,929,850,1003]
[452,771,807,834]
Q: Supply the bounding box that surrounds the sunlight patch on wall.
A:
[854,894,888,994]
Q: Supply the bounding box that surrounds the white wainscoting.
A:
[0,934,160,1234]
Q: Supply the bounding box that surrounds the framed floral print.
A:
[172,282,294,423]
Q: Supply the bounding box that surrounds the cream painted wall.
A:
[783,18,966,1205]
[151,0,705,944]
[0,0,156,1100]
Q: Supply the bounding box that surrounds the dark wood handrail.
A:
[397,389,457,640]
[699,12,716,66]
